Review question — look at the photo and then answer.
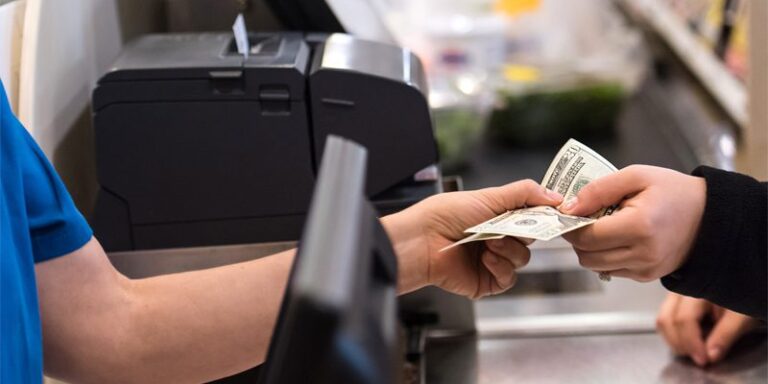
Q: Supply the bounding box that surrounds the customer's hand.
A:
[383,180,563,298]
[657,293,760,366]
[559,165,706,282]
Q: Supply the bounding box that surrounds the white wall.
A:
[15,0,165,215]
[18,0,122,154]
[0,0,25,113]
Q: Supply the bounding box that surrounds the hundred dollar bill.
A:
[541,138,617,217]
[442,139,617,251]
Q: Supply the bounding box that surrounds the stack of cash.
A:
[444,139,618,250]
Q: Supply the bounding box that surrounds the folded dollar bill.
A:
[541,138,617,217]
[442,138,617,251]
[465,206,597,241]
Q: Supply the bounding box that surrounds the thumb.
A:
[705,311,757,363]
[560,165,649,217]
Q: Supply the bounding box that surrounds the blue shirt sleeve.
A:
[1,81,92,262]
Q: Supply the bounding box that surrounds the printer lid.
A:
[100,32,309,82]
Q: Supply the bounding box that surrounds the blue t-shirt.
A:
[1,80,92,382]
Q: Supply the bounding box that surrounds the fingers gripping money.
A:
[542,139,618,217]
[444,139,617,251]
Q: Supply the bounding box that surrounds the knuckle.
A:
[576,255,592,268]
[634,269,656,282]
[673,313,694,327]
[516,179,541,196]
[575,235,593,250]
[469,286,484,300]
[511,179,539,195]
[707,332,726,345]
[655,316,670,331]
[636,245,659,265]
[520,179,539,188]
[624,164,646,175]
[517,249,531,268]
[634,215,655,239]
[579,182,598,200]
[507,272,518,288]
[637,275,655,283]
[511,247,531,269]
[635,249,655,265]
[582,182,613,210]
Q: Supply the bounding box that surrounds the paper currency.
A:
[465,206,596,241]
[541,138,617,217]
[440,207,595,251]
[443,232,506,250]
[443,139,617,251]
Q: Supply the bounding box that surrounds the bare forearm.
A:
[131,210,431,381]
[38,238,294,383]
[38,178,555,382]
[125,249,294,383]
[381,211,428,294]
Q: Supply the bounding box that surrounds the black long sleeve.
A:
[661,166,767,320]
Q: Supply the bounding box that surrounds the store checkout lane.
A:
[82,2,766,383]
[2,0,761,382]
[424,40,766,383]
[103,38,767,383]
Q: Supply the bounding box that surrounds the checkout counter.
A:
[428,33,766,383]
[94,2,765,383]
[107,242,767,382]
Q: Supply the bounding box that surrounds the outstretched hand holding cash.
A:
[430,137,766,368]
[445,138,713,284]
[559,164,706,282]
[400,130,767,367]
[443,140,619,259]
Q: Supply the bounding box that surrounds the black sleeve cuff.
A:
[661,166,767,319]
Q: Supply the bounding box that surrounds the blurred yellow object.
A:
[494,0,540,17]
[700,0,725,47]
[725,1,748,81]
[503,65,540,83]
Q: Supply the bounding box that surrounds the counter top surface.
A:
[426,332,767,384]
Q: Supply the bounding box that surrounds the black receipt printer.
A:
[91,33,439,252]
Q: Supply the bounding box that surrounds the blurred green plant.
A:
[488,82,625,146]
[434,107,485,172]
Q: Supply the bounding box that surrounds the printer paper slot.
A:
[224,35,282,57]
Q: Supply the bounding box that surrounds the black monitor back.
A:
[264,0,345,32]
[257,135,399,384]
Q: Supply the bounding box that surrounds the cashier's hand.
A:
[382,180,562,299]
[657,293,761,367]
[559,165,706,282]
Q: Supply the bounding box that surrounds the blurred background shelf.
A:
[617,0,747,130]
